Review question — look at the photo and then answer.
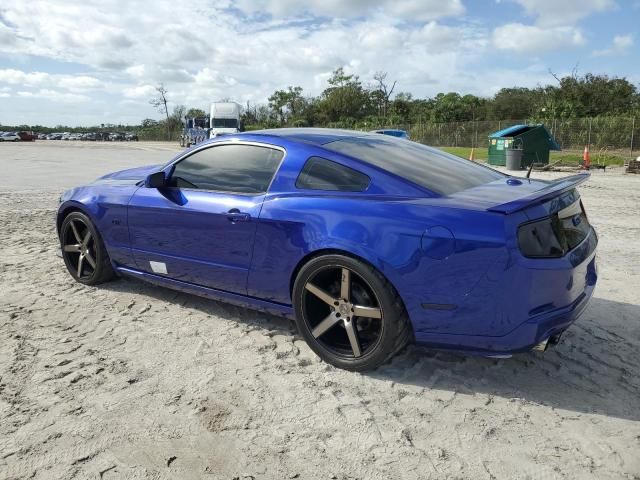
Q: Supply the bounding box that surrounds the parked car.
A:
[17,131,36,141]
[57,128,598,371]
[95,132,111,141]
[0,132,21,142]
[109,132,125,141]
[371,129,410,140]
[37,133,48,140]
[125,133,138,141]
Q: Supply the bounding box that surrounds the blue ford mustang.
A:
[57,128,598,371]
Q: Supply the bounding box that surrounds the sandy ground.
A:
[0,141,639,480]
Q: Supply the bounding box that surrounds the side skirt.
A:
[115,266,294,318]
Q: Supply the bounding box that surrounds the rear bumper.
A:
[413,230,598,355]
[491,261,596,354]
[414,268,595,354]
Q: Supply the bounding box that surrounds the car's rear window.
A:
[324,135,505,195]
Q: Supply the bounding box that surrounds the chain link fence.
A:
[395,116,638,157]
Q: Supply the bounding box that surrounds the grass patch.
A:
[438,146,627,166]
[439,146,488,161]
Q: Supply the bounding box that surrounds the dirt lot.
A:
[1,141,639,480]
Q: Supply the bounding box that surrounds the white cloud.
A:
[593,33,634,56]
[511,0,615,26]
[613,34,634,49]
[125,65,146,79]
[0,0,628,126]
[123,84,157,99]
[234,0,465,21]
[492,23,585,53]
[16,89,90,103]
[0,69,103,92]
[0,69,50,86]
[56,76,103,90]
[0,22,17,46]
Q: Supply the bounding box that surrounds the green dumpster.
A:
[488,124,560,168]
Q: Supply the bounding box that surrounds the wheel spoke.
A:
[69,220,82,243]
[77,254,85,277]
[352,305,382,319]
[85,251,96,268]
[63,244,82,253]
[312,313,340,338]
[305,282,337,306]
[82,230,92,247]
[345,320,362,357]
[340,268,350,301]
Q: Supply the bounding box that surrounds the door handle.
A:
[226,208,251,222]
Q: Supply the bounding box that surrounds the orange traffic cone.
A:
[469,147,475,161]
[582,145,591,169]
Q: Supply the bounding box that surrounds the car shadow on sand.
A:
[103,278,640,422]
[373,296,640,422]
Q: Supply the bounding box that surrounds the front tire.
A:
[60,211,114,285]
[293,254,412,371]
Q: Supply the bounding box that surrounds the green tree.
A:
[186,108,206,118]
[318,68,372,124]
[268,86,305,125]
[488,88,536,120]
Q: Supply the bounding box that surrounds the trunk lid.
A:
[447,173,590,215]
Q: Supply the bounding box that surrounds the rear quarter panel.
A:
[249,194,511,340]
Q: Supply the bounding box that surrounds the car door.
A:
[127,142,285,294]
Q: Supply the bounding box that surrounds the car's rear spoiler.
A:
[487,173,590,214]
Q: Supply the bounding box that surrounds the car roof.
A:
[372,129,408,135]
[245,128,377,145]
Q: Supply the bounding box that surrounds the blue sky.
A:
[0,0,638,126]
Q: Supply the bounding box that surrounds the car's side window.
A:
[171,144,284,194]
[295,157,370,192]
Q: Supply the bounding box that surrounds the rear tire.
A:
[293,254,412,371]
[60,212,115,285]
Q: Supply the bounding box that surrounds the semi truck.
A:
[209,102,241,138]
[180,102,243,147]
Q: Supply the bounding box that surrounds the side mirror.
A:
[145,171,167,188]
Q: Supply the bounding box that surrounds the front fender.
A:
[56,184,140,267]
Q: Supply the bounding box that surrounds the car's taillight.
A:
[518,200,591,259]
[518,216,566,258]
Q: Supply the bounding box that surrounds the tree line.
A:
[145,68,639,139]
[242,68,639,130]
[2,68,637,141]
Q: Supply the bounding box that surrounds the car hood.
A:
[94,164,161,184]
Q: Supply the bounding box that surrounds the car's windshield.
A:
[211,118,238,129]
[324,135,505,195]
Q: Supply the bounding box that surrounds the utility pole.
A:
[631,117,636,160]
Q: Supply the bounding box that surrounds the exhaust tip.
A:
[532,333,564,353]
[532,338,549,352]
